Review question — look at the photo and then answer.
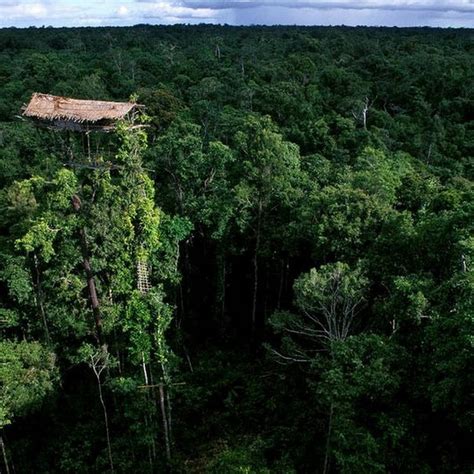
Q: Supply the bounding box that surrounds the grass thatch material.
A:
[23,93,139,124]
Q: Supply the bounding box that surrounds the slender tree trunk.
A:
[183,345,194,372]
[251,200,263,344]
[166,387,173,448]
[323,402,334,474]
[142,353,149,385]
[149,363,160,459]
[86,129,91,159]
[72,195,104,345]
[151,357,172,463]
[174,181,191,324]
[96,376,114,473]
[0,434,10,474]
[143,412,154,471]
[362,96,369,130]
[183,241,192,316]
[33,253,50,343]
[251,244,259,341]
[142,357,157,468]
[174,239,183,328]
[79,227,104,345]
[215,245,226,324]
[263,260,270,321]
[144,399,157,467]
[221,257,226,319]
[177,281,185,328]
[158,383,171,463]
[112,326,122,374]
[150,422,157,464]
[177,242,191,325]
[277,258,284,309]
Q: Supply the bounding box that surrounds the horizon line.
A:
[0,22,472,30]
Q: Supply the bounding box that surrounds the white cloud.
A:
[116,5,129,16]
[0,2,48,19]
[0,0,472,27]
[0,1,80,22]
[134,0,474,26]
[142,0,474,13]
[137,2,217,19]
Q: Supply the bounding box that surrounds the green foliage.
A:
[0,24,471,473]
[293,262,367,322]
[316,335,403,473]
[207,438,271,474]
[234,115,302,234]
[352,146,408,206]
[0,341,57,428]
[269,262,368,361]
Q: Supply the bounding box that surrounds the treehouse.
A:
[22,93,143,132]
[22,93,153,298]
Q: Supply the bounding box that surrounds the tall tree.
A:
[234,115,303,343]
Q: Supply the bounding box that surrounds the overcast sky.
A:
[0,0,473,28]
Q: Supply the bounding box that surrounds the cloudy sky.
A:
[0,0,473,28]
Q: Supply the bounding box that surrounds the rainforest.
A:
[0,25,473,473]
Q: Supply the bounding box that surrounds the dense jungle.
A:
[0,25,473,473]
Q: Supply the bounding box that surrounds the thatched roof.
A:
[22,93,140,125]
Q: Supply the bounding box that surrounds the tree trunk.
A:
[72,195,104,346]
[263,260,270,321]
[251,201,263,345]
[142,357,157,468]
[215,245,226,324]
[33,253,50,343]
[277,258,284,309]
[142,353,149,385]
[149,363,160,461]
[0,434,10,474]
[79,227,104,345]
[151,358,172,464]
[166,386,173,448]
[177,281,185,328]
[183,345,193,372]
[323,402,334,474]
[143,412,154,470]
[96,375,114,473]
[183,241,192,315]
[362,96,369,130]
[158,383,171,464]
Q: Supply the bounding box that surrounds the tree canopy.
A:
[0,24,472,473]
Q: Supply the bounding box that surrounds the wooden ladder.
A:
[137,259,151,294]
